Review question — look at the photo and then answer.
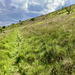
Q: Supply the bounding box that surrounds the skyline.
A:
[0,0,75,26]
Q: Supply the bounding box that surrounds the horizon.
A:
[0,0,75,26]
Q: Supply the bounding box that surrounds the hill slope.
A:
[0,5,75,75]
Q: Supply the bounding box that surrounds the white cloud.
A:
[1,0,72,26]
[0,0,6,7]
[42,0,67,14]
[11,0,67,14]
[11,0,29,11]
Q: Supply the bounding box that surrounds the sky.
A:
[0,0,75,26]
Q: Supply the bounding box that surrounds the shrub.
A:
[2,26,6,29]
[15,55,24,64]
[12,23,14,25]
[31,18,35,21]
[19,20,21,23]
[20,22,23,25]
[19,20,23,25]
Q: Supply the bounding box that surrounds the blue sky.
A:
[0,0,75,26]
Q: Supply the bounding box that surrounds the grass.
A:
[0,4,75,75]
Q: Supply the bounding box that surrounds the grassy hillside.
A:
[0,5,75,75]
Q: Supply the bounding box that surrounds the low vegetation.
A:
[0,5,75,75]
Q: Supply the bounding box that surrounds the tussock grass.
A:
[0,4,75,75]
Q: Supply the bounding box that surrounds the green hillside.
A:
[0,5,75,75]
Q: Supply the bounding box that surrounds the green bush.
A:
[19,20,21,23]
[31,18,35,21]
[15,54,24,64]
[12,23,15,25]
[20,22,23,25]
[2,26,6,29]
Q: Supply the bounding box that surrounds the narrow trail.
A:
[0,27,23,75]
[8,27,22,75]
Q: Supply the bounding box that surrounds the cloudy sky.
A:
[0,0,75,26]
